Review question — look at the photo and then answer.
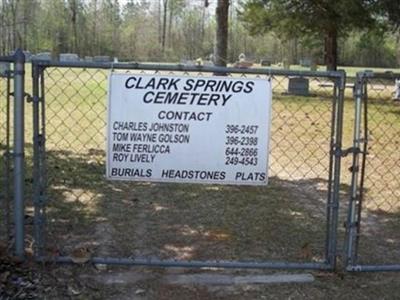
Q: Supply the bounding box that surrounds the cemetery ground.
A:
[1,67,400,299]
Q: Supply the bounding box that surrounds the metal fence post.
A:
[32,62,41,256]
[326,71,346,268]
[13,49,25,259]
[345,72,364,266]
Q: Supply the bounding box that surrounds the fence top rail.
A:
[31,59,344,79]
[0,55,15,62]
[0,49,25,63]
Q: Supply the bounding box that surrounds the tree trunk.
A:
[162,0,168,55]
[324,28,338,71]
[69,0,78,53]
[92,0,98,55]
[167,2,173,48]
[0,0,5,54]
[214,0,229,67]
[11,0,17,50]
[158,0,162,46]
[396,33,400,67]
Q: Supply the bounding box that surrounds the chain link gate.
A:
[345,71,400,272]
[29,60,345,270]
[0,50,25,259]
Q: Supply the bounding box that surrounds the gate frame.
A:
[0,49,25,260]
[345,71,400,272]
[30,59,346,271]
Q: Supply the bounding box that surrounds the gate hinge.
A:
[327,203,339,209]
[344,221,359,228]
[39,194,47,206]
[33,194,46,206]
[348,165,359,173]
[36,134,45,146]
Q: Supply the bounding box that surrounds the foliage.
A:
[239,0,400,70]
[0,0,399,68]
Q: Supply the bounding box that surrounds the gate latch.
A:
[25,93,34,103]
[336,147,361,157]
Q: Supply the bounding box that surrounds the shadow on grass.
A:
[355,206,400,265]
[31,148,357,263]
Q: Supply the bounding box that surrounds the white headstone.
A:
[0,62,10,77]
[394,79,400,101]
[32,52,52,61]
[94,56,111,63]
[59,53,79,62]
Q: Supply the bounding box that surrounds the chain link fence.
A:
[0,60,13,251]
[5,52,400,272]
[0,52,25,258]
[29,61,344,269]
[346,72,400,271]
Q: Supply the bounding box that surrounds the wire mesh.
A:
[353,75,400,265]
[33,64,342,266]
[0,63,13,252]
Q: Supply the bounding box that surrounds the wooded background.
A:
[0,0,399,68]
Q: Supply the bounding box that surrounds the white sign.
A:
[106,73,272,185]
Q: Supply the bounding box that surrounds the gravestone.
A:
[394,79,400,101]
[300,58,311,67]
[310,61,318,71]
[260,59,271,66]
[60,53,79,62]
[32,52,52,61]
[234,61,253,68]
[23,51,32,62]
[288,77,309,96]
[0,62,10,77]
[208,53,214,63]
[93,56,111,63]
[180,59,196,66]
[283,59,290,70]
